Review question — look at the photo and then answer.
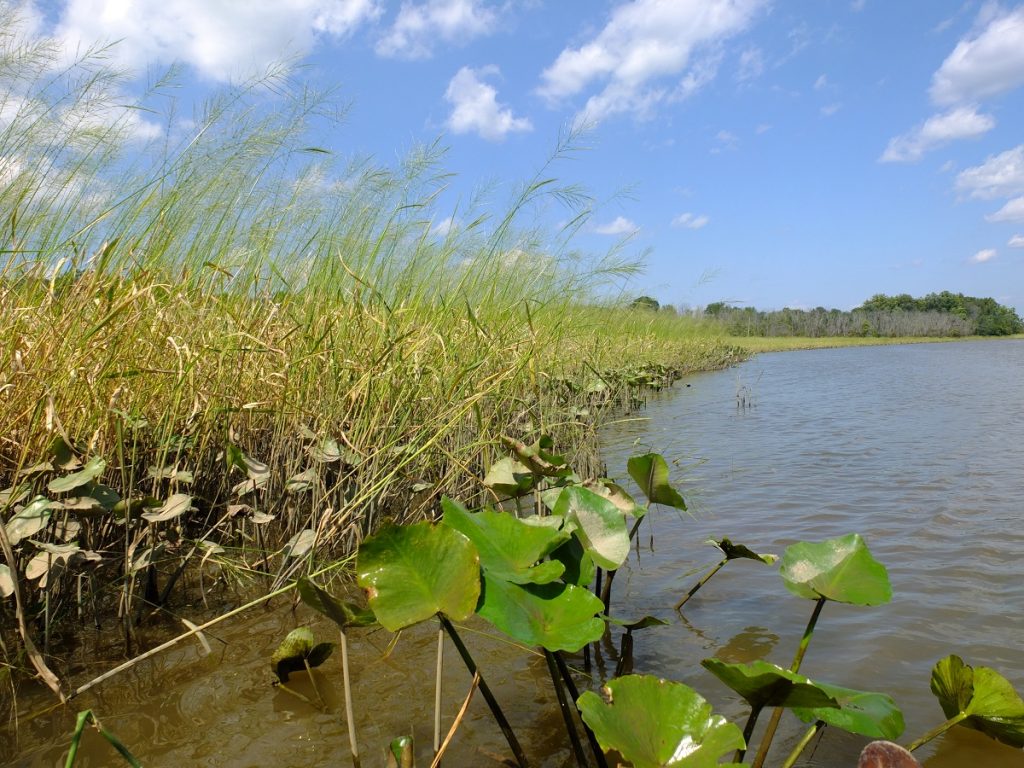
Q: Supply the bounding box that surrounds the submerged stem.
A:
[905,712,968,752]
[674,558,727,611]
[552,652,609,768]
[544,650,587,768]
[735,703,764,763]
[438,615,529,768]
[434,626,444,760]
[340,630,361,767]
[779,721,824,768]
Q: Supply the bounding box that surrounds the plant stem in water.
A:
[674,558,726,611]
[905,712,968,752]
[779,721,823,768]
[544,650,588,768]
[340,629,361,767]
[434,626,444,760]
[553,652,609,768]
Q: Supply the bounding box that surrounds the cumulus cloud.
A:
[444,66,532,141]
[1008,234,1024,248]
[985,196,1024,223]
[880,106,994,163]
[52,0,381,82]
[930,5,1024,105]
[955,145,1024,199]
[595,216,638,235]
[672,212,709,229]
[376,0,499,59]
[970,248,997,263]
[537,0,765,123]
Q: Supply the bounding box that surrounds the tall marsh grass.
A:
[0,4,741,689]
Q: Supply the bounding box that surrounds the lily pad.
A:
[701,658,840,710]
[794,683,905,739]
[779,533,892,606]
[47,456,106,494]
[442,497,568,585]
[482,457,535,498]
[550,536,596,587]
[578,674,745,768]
[271,626,335,684]
[708,538,777,565]
[553,486,630,571]
[476,577,604,652]
[296,577,377,629]
[356,521,480,632]
[141,493,193,523]
[584,478,646,518]
[6,496,53,545]
[930,655,1024,748]
[627,453,687,510]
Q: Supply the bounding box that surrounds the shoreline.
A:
[725,334,1024,353]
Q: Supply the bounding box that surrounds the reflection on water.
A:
[4,341,1024,767]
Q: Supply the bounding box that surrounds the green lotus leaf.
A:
[794,682,905,739]
[930,655,1024,748]
[779,533,891,605]
[441,498,568,585]
[270,626,335,683]
[708,538,777,565]
[584,478,647,518]
[296,577,377,629]
[550,536,596,587]
[578,674,745,767]
[701,658,840,710]
[356,521,480,632]
[6,496,53,545]
[47,456,106,494]
[627,453,686,510]
[482,456,535,498]
[476,576,604,652]
[554,485,629,571]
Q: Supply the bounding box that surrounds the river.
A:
[4,340,1023,767]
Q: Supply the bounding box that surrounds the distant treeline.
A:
[693,292,1023,338]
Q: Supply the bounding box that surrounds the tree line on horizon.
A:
[631,291,1023,337]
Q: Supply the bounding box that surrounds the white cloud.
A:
[970,248,997,263]
[985,196,1024,223]
[814,73,828,90]
[595,216,638,235]
[431,215,457,237]
[736,47,763,82]
[53,0,381,82]
[820,102,841,117]
[711,129,738,153]
[850,0,866,11]
[537,0,765,122]
[880,106,994,163]
[955,145,1024,199]
[672,212,709,229]
[376,0,498,59]
[444,66,532,141]
[930,6,1024,106]
[755,122,771,134]
[1008,234,1024,248]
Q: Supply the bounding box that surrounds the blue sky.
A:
[19,0,1024,312]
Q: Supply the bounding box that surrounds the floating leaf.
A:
[482,457,535,498]
[141,493,193,523]
[794,682,904,739]
[477,577,604,652]
[271,626,335,684]
[6,496,52,545]
[584,478,646,518]
[48,456,106,494]
[578,674,745,768]
[441,497,568,585]
[297,577,377,629]
[701,658,840,710]
[930,655,1024,748]
[554,486,629,571]
[708,538,777,565]
[779,533,891,605]
[47,435,80,470]
[627,453,686,510]
[356,521,480,632]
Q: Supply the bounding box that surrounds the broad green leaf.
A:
[0,564,13,598]
[701,659,840,710]
[794,683,905,739]
[88,484,121,510]
[0,484,30,508]
[482,457,535,498]
[708,538,777,565]
[779,533,891,605]
[606,615,671,632]
[930,655,1024,748]
[6,496,52,545]
[296,578,377,629]
[141,493,193,523]
[285,468,319,493]
[550,536,596,587]
[476,576,604,652]
[282,529,316,559]
[47,456,106,494]
[357,521,480,632]
[554,486,629,570]
[441,498,568,585]
[627,453,686,510]
[270,627,335,683]
[578,674,745,768]
[585,478,646,518]
[502,435,570,477]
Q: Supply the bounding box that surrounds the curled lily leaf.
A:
[271,627,334,684]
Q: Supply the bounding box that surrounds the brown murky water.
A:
[4,340,1024,767]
